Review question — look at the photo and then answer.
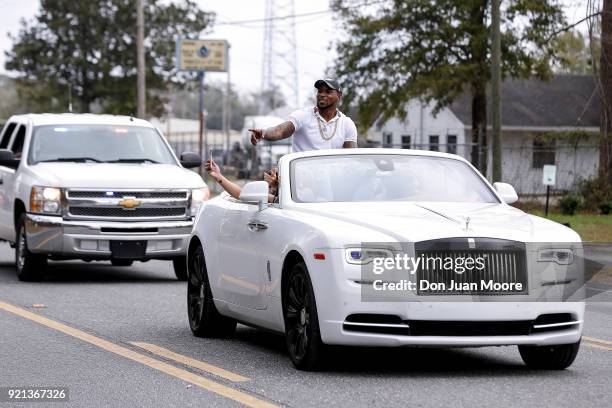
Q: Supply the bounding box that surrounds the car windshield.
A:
[290,154,499,203]
[28,125,177,165]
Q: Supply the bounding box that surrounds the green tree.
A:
[5,0,214,117]
[554,31,597,74]
[332,0,566,171]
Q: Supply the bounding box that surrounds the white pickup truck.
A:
[0,113,208,281]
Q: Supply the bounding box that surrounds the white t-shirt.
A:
[287,107,358,152]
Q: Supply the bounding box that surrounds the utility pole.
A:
[198,70,206,176]
[601,0,612,185]
[223,49,231,164]
[491,0,502,182]
[136,0,146,119]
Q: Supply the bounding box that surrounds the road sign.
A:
[176,38,228,72]
[542,164,556,186]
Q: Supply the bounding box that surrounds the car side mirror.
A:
[494,182,518,204]
[180,152,202,168]
[0,149,20,169]
[239,181,269,210]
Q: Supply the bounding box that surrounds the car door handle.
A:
[247,221,268,232]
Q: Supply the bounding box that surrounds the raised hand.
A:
[205,158,221,181]
[264,168,278,189]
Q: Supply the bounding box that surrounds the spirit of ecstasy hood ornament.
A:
[464,217,471,232]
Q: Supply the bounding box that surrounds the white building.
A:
[370,75,600,195]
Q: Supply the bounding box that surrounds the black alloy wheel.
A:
[187,244,236,337]
[283,261,325,370]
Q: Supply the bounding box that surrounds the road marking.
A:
[583,336,612,345]
[131,342,249,382]
[0,300,277,408]
[584,341,612,351]
[583,336,612,351]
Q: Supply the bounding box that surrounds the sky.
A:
[0,0,336,109]
[0,0,591,111]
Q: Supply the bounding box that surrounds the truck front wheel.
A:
[173,256,188,281]
[15,214,47,281]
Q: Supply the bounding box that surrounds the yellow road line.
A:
[583,336,612,351]
[583,335,612,346]
[131,342,249,382]
[0,300,277,408]
[584,341,612,351]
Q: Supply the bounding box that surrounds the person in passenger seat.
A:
[206,158,279,203]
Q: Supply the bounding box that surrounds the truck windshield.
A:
[28,125,177,165]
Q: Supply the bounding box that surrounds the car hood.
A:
[288,201,579,243]
[27,163,205,189]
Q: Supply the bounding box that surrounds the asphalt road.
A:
[0,242,611,408]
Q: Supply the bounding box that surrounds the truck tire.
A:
[15,214,47,282]
[173,256,188,281]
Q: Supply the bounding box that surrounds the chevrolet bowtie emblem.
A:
[118,198,141,209]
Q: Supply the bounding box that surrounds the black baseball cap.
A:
[314,78,341,93]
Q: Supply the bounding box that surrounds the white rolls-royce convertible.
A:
[186,149,584,370]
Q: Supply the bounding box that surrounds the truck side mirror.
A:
[0,149,20,169]
[180,152,202,169]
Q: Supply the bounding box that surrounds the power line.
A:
[215,0,387,26]
[216,9,328,26]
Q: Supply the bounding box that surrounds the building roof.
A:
[448,74,600,129]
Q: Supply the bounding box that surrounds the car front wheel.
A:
[518,341,580,369]
[187,244,236,337]
[15,214,47,282]
[282,261,325,370]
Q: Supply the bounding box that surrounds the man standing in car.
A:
[249,78,358,151]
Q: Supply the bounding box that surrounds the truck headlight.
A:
[30,186,62,215]
[190,187,210,216]
[537,249,574,265]
[345,247,394,265]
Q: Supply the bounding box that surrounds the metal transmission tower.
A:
[260,0,299,113]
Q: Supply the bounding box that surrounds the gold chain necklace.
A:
[316,114,339,141]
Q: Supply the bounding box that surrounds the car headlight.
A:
[345,247,394,265]
[30,186,62,215]
[537,249,574,265]
[190,187,210,216]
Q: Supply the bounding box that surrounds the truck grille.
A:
[65,189,190,220]
[415,238,527,295]
[67,191,188,199]
[69,207,186,218]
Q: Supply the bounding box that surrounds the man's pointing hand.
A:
[249,128,264,146]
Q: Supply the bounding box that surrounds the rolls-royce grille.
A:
[68,191,188,199]
[415,238,527,295]
[69,207,186,218]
